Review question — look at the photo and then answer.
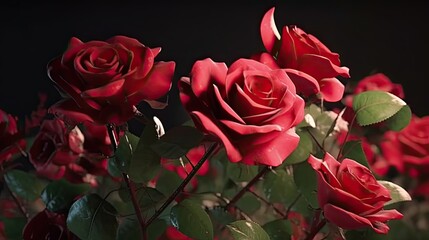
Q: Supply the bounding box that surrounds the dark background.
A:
[1,1,428,129]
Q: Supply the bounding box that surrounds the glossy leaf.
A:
[384,105,412,131]
[118,187,165,216]
[378,180,412,206]
[156,169,183,196]
[41,179,91,212]
[226,162,259,182]
[293,161,318,208]
[116,217,166,240]
[262,219,292,240]
[128,121,161,183]
[227,220,270,240]
[67,194,118,240]
[1,217,26,240]
[340,141,370,168]
[115,131,139,173]
[352,90,406,126]
[170,199,214,240]
[4,169,46,201]
[151,126,204,158]
[284,130,313,165]
[236,192,261,215]
[264,169,300,204]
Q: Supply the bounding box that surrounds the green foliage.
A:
[115,131,139,173]
[293,161,318,208]
[67,194,118,240]
[151,126,204,158]
[284,130,314,165]
[340,141,370,168]
[226,162,259,182]
[227,220,270,240]
[353,90,407,126]
[4,169,46,201]
[170,199,214,240]
[384,105,412,131]
[0,217,26,240]
[41,179,91,212]
[262,219,292,240]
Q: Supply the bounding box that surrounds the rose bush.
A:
[48,36,176,125]
[179,58,304,166]
[0,109,25,164]
[308,153,403,233]
[255,8,350,102]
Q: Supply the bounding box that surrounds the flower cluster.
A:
[1,6,425,240]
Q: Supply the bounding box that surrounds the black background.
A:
[1,1,428,129]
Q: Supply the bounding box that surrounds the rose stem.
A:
[106,124,147,240]
[247,189,286,218]
[225,166,270,211]
[305,218,327,240]
[284,193,302,219]
[145,142,219,227]
[336,114,357,160]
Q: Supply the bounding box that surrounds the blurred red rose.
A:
[158,226,193,240]
[0,109,25,164]
[48,36,175,125]
[81,121,113,157]
[179,58,304,166]
[161,145,210,190]
[256,8,350,102]
[23,209,76,240]
[29,119,107,185]
[308,153,402,234]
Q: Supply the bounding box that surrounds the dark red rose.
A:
[179,58,304,166]
[29,119,107,185]
[0,109,25,163]
[48,36,175,125]
[81,121,113,157]
[158,226,192,240]
[308,153,402,234]
[23,209,76,240]
[257,8,350,102]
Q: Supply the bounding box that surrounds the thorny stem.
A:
[284,193,302,219]
[106,124,147,240]
[225,166,270,211]
[145,142,219,227]
[336,114,357,160]
[306,129,326,153]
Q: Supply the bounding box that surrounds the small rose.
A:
[308,153,402,234]
[48,36,175,125]
[0,109,25,163]
[179,58,304,166]
[23,209,76,240]
[257,8,350,102]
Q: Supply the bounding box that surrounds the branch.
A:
[145,142,219,227]
[106,124,147,240]
[225,166,270,211]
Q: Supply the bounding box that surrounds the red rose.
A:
[0,109,25,163]
[81,121,113,157]
[179,58,304,166]
[23,209,76,240]
[158,226,193,240]
[29,119,107,185]
[48,36,175,125]
[308,153,402,234]
[257,8,350,102]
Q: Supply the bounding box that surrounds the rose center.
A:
[245,75,273,98]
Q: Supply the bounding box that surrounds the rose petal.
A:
[319,78,345,102]
[285,69,320,97]
[260,7,281,54]
[190,58,228,101]
[212,85,246,124]
[220,119,282,135]
[190,111,242,163]
[251,53,279,69]
[240,128,299,166]
[81,79,125,100]
[323,204,375,232]
[307,34,342,66]
[298,54,350,79]
[48,99,97,125]
[127,61,175,104]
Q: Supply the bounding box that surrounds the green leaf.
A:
[156,170,183,196]
[293,161,318,208]
[284,130,313,165]
[226,162,259,182]
[352,90,406,126]
[116,217,166,240]
[208,207,235,226]
[1,217,26,240]
[67,194,118,240]
[264,169,300,204]
[4,170,46,201]
[227,220,270,240]
[340,141,370,168]
[384,105,412,131]
[128,121,161,183]
[236,192,261,215]
[118,187,165,216]
[115,131,139,173]
[107,157,122,178]
[151,126,204,158]
[170,199,214,240]
[378,181,412,206]
[262,219,292,240]
[41,179,91,212]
